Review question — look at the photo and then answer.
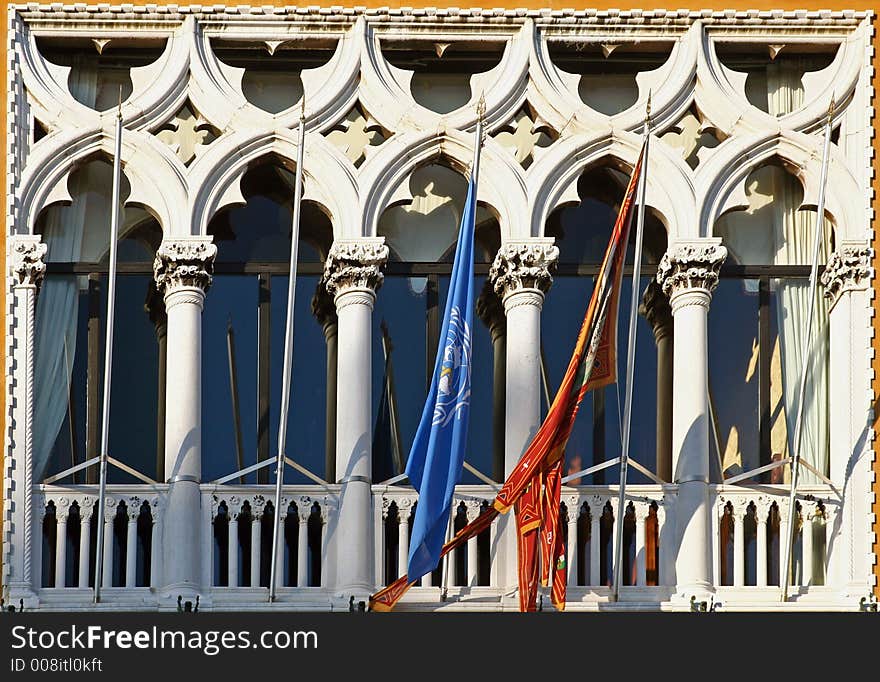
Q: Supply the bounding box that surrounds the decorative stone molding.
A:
[153,239,217,297]
[657,240,727,309]
[9,237,47,288]
[639,280,673,343]
[821,244,873,309]
[323,239,389,304]
[490,240,559,306]
[297,497,314,524]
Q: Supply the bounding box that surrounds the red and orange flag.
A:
[369,142,645,613]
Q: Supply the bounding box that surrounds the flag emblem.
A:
[433,306,472,427]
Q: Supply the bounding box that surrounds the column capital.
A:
[489,239,559,310]
[476,279,505,340]
[55,497,72,522]
[153,238,217,300]
[324,238,389,309]
[79,497,96,521]
[297,497,314,524]
[9,236,47,289]
[311,277,338,332]
[639,280,673,342]
[821,242,872,310]
[656,239,727,311]
[103,497,119,523]
[127,498,143,521]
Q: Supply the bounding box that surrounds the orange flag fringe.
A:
[369,143,645,613]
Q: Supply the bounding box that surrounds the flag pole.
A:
[611,93,651,602]
[226,318,246,484]
[268,98,306,602]
[94,91,124,603]
[781,96,835,602]
[437,93,485,602]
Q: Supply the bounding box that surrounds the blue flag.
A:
[405,172,477,582]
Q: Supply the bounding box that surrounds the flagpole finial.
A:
[300,94,306,122]
[117,85,123,120]
[645,90,652,127]
[476,92,486,122]
[827,94,835,126]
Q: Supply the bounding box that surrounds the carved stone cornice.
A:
[638,280,673,342]
[323,239,389,305]
[821,243,873,309]
[9,237,47,288]
[489,240,559,306]
[153,239,217,298]
[656,240,727,310]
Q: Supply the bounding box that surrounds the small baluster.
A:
[102,498,117,589]
[733,500,747,587]
[78,500,94,589]
[465,502,480,587]
[250,498,265,588]
[227,497,242,588]
[755,498,771,588]
[397,500,412,585]
[801,501,816,587]
[588,499,604,587]
[54,499,70,588]
[565,497,579,587]
[634,502,650,587]
[297,500,311,587]
[149,499,161,589]
[125,499,140,588]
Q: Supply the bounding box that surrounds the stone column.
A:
[4,236,46,606]
[755,498,771,588]
[312,282,338,482]
[639,281,674,483]
[656,239,726,600]
[145,286,167,482]
[476,281,506,481]
[101,498,117,589]
[489,240,558,595]
[125,499,140,588]
[153,238,217,601]
[323,239,388,599]
[820,243,872,598]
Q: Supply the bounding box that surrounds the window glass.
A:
[270,275,328,484]
[709,279,761,479]
[201,275,259,483]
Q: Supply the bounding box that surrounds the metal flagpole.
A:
[781,97,835,602]
[269,100,307,602]
[94,93,124,603]
[438,94,485,603]
[226,318,246,484]
[612,94,651,602]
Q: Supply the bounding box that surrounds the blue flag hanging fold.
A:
[405,150,480,582]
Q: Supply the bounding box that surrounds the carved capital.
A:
[127,498,143,521]
[639,280,673,342]
[323,239,389,303]
[9,237,47,288]
[79,497,96,521]
[297,497,314,524]
[464,499,484,522]
[103,497,119,523]
[588,496,607,518]
[656,240,727,308]
[754,496,773,522]
[153,238,217,298]
[250,495,266,520]
[476,279,505,339]
[311,277,338,331]
[490,240,559,306]
[633,501,651,523]
[821,244,873,309]
[55,497,71,522]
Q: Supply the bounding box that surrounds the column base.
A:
[332,589,372,612]
[156,583,209,612]
[669,583,717,612]
[3,584,39,612]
